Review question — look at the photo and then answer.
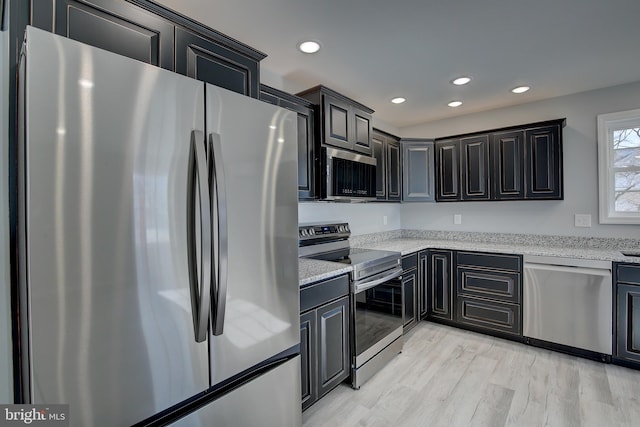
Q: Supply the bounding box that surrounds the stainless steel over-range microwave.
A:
[321,147,377,201]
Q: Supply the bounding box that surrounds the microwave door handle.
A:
[209,132,229,336]
[187,130,212,343]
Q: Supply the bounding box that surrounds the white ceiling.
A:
[155,0,640,128]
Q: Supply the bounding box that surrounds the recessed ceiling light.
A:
[451,76,472,86]
[448,101,463,107]
[511,86,530,94]
[391,97,406,104]
[298,40,321,54]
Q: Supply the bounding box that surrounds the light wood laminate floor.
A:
[302,322,640,427]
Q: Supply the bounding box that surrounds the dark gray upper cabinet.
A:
[491,130,525,200]
[31,0,265,98]
[373,129,401,201]
[260,85,317,200]
[175,27,261,97]
[401,139,435,202]
[435,139,460,201]
[297,86,374,155]
[32,0,175,69]
[525,124,563,199]
[460,135,490,201]
[434,118,565,202]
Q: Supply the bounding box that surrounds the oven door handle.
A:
[353,267,403,293]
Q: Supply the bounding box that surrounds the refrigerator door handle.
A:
[187,130,212,343]
[209,132,229,336]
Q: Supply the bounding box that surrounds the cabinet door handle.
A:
[187,130,212,343]
[209,132,228,336]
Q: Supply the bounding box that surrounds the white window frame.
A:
[597,108,640,224]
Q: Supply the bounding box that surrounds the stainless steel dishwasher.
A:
[523,255,612,358]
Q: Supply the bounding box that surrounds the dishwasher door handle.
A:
[524,262,611,278]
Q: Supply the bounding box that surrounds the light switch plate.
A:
[454,214,462,225]
[575,214,592,227]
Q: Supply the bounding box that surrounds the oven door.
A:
[353,278,404,369]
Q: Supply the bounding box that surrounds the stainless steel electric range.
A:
[299,222,404,389]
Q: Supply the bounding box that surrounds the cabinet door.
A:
[616,284,640,364]
[323,93,352,151]
[460,135,490,200]
[435,139,460,201]
[300,311,317,411]
[33,0,174,69]
[418,251,429,319]
[402,272,417,332]
[525,125,563,199]
[387,139,401,201]
[428,250,453,320]
[175,27,259,97]
[259,85,316,200]
[372,132,387,199]
[317,296,350,398]
[491,130,524,200]
[352,109,372,155]
[402,140,435,202]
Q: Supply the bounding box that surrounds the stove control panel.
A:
[298,222,350,241]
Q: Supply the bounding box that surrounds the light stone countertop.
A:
[298,258,352,287]
[351,237,640,263]
[298,231,640,286]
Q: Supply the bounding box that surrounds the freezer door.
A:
[174,357,302,426]
[205,85,300,385]
[20,27,209,425]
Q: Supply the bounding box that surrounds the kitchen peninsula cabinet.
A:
[300,274,350,411]
[260,85,317,200]
[434,119,565,202]
[297,85,374,155]
[373,129,401,201]
[614,263,640,367]
[30,0,264,97]
[402,139,435,202]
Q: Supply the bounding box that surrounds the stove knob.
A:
[339,225,345,232]
[309,229,315,235]
[300,229,307,237]
[345,225,350,232]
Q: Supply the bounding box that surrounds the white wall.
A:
[299,202,401,236]
[400,81,640,238]
[1,26,12,403]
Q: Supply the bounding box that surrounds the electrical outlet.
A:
[383,215,388,225]
[574,214,592,227]
[454,214,462,225]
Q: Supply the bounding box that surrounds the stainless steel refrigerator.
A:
[16,26,300,426]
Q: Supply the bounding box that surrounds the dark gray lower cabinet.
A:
[455,251,522,337]
[418,250,429,319]
[300,275,350,411]
[615,264,640,366]
[402,253,418,332]
[427,250,454,321]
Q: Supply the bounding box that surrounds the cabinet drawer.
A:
[457,251,521,272]
[617,264,640,285]
[402,253,418,271]
[456,296,521,336]
[457,267,520,303]
[300,274,349,313]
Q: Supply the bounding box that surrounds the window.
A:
[598,108,640,224]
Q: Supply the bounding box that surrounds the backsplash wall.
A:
[298,202,401,236]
